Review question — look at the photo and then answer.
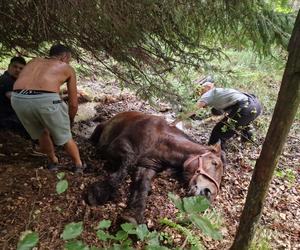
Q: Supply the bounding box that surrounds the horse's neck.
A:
[178,141,207,160]
[159,136,208,167]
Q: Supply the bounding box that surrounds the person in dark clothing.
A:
[0,56,27,135]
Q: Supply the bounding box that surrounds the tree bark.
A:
[230,9,300,250]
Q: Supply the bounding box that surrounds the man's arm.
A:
[171,101,207,125]
[66,66,78,124]
[197,101,207,109]
[3,80,14,100]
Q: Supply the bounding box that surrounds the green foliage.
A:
[17,231,39,250]
[64,240,90,250]
[249,227,273,250]
[189,215,222,240]
[17,193,222,249]
[206,48,285,111]
[94,220,161,249]
[57,172,65,180]
[285,169,296,184]
[135,224,149,241]
[160,193,222,248]
[96,220,112,230]
[56,179,68,194]
[0,0,296,105]
[160,218,204,250]
[0,57,10,70]
[61,222,84,240]
[275,168,296,185]
[168,193,210,214]
[159,232,173,247]
[274,0,295,13]
[275,169,285,178]
[56,172,69,194]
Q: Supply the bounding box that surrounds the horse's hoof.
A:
[85,192,99,206]
[120,214,138,225]
[84,181,114,205]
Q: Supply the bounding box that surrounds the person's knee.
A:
[63,138,76,147]
[41,129,51,137]
[63,138,80,154]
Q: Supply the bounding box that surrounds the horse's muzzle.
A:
[188,186,212,200]
[199,188,211,200]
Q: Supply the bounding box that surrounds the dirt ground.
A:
[0,80,299,250]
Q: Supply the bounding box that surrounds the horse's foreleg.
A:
[122,167,156,224]
[87,140,135,206]
[86,159,130,205]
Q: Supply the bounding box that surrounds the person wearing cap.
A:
[173,81,262,149]
[197,82,262,148]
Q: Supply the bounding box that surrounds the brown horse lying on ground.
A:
[87,111,225,224]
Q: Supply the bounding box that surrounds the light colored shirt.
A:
[199,88,248,111]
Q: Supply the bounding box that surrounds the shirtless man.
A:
[11,44,84,173]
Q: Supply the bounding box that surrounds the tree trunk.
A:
[230,9,300,250]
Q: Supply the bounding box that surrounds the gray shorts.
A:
[11,92,72,146]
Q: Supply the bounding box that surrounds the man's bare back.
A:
[14,57,76,93]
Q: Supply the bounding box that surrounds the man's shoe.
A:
[71,163,87,174]
[47,162,61,171]
[241,130,254,143]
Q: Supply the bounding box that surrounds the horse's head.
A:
[183,142,225,201]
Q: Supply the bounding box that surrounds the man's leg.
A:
[236,99,262,143]
[39,129,58,164]
[63,139,83,171]
[208,118,236,149]
[240,126,254,143]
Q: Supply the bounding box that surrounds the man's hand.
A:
[171,101,207,126]
[171,111,196,126]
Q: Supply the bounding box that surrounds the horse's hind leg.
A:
[121,167,156,224]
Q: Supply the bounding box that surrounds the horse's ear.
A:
[210,140,222,156]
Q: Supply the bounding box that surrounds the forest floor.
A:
[0,79,299,250]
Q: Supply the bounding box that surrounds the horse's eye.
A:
[212,160,218,166]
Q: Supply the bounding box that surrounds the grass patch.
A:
[211,48,299,121]
[250,227,274,250]
[210,48,285,111]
